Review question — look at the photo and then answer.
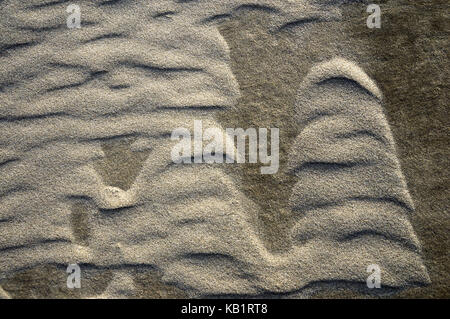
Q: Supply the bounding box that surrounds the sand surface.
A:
[0,0,447,298]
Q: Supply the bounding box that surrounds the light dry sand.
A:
[0,0,434,298]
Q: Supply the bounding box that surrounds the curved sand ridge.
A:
[0,1,428,297]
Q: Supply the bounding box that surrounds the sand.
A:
[0,0,438,298]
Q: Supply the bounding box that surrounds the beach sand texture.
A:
[0,0,435,298]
